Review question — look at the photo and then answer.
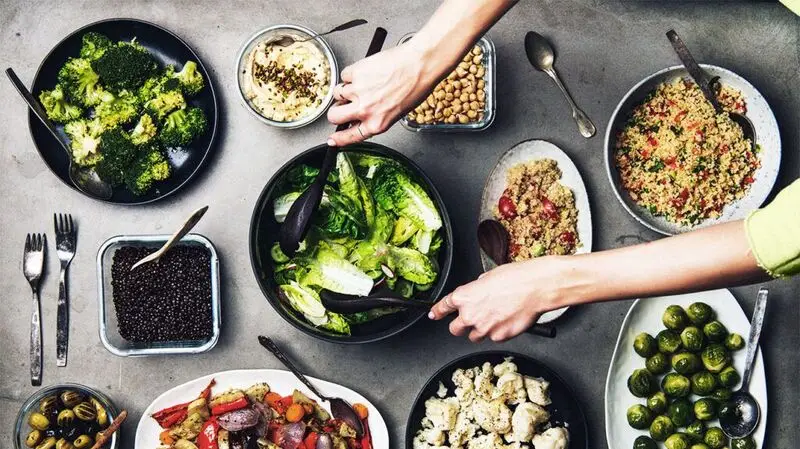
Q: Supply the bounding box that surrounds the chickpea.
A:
[458,114,469,124]
[434,90,445,100]
[444,84,454,93]
[470,101,480,110]
[462,53,472,62]
[469,93,477,101]
[451,103,462,114]
[467,110,477,119]
[452,80,462,90]
[472,54,482,64]
[476,67,485,78]
[453,89,461,98]
[447,71,458,80]
[407,112,416,121]
[443,107,452,117]
[455,67,467,77]
[467,73,476,82]
[469,65,478,74]
[445,92,454,101]
[435,101,444,111]
[464,85,475,94]
[473,46,483,55]
[452,98,461,107]
[434,110,443,120]
[427,97,436,107]
[460,93,469,103]
[477,79,485,89]
[477,89,485,101]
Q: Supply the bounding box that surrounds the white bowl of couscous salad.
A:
[605,65,780,236]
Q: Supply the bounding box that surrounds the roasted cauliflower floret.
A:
[524,376,552,407]
[473,363,494,400]
[493,358,519,377]
[509,402,549,442]
[424,397,459,431]
[494,371,526,404]
[531,427,569,449]
[472,398,512,434]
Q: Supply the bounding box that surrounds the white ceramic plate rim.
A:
[604,64,781,236]
[134,369,389,449]
[479,139,593,323]
[604,289,767,449]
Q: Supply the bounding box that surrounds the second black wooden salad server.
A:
[258,336,365,436]
[279,27,388,255]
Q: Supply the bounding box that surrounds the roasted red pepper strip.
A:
[303,432,318,449]
[156,409,188,429]
[199,379,217,400]
[197,417,220,449]
[211,396,249,415]
[153,379,216,421]
[360,418,372,449]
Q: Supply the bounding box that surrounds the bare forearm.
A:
[409,0,517,87]
[555,220,768,308]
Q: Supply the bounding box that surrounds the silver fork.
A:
[54,214,76,367]
[23,233,46,386]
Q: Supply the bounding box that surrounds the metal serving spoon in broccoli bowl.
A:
[6,67,113,200]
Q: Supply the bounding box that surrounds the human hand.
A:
[326,40,435,146]
[429,257,572,342]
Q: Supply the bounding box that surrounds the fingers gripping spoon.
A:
[279,27,388,255]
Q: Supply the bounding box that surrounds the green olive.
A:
[59,391,83,408]
[89,397,108,427]
[72,435,92,449]
[35,437,56,449]
[28,412,50,431]
[73,402,96,421]
[39,395,59,415]
[57,409,75,427]
[55,439,74,449]
[25,429,42,448]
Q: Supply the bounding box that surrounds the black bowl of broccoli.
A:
[249,142,454,344]
[27,18,218,204]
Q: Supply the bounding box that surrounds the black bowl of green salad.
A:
[249,142,453,343]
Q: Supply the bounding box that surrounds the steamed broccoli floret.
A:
[38,85,83,123]
[57,57,104,107]
[144,89,185,120]
[92,41,158,90]
[124,146,171,195]
[63,118,103,166]
[158,107,207,147]
[79,32,113,61]
[172,61,204,96]
[130,113,157,145]
[94,89,139,129]
[137,67,181,103]
[94,127,139,186]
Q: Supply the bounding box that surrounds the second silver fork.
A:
[23,233,46,386]
[54,213,76,367]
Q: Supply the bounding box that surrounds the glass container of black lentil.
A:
[97,234,220,356]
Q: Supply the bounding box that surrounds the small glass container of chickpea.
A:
[398,33,496,132]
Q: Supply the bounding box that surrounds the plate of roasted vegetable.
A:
[135,369,388,449]
[28,18,217,204]
[605,289,766,449]
[250,142,453,343]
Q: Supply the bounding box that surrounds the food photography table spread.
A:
[1,2,798,449]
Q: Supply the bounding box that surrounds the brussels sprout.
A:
[663,305,689,330]
[662,373,691,398]
[704,427,728,449]
[658,329,683,354]
[665,433,692,449]
[717,366,741,388]
[687,302,714,326]
[703,321,728,343]
[634,332,659,358]
[690,445,711,449]
[731,436,756,449]
[691,371,718,396]
[694,398,718,421]
[681,326,705,352]
[627,404,654,429]
[646,352,671,375]
[628,369,656,398]
[650,415,676,442]
[647,391,669,414]
[701,344,731,373]
[686,420,707,443]
[725,333,745,351]
[672,352,702,375]
[668,398,694,427]
[634,435,658,449]
[711,388,732,402]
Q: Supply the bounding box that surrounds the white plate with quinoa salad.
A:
[479,139,593,323]
[605,65,780,235]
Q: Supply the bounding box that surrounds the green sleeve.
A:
[745,179,800,278]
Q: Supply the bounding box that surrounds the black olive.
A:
[63,426,80,440]
[43,429,59,438]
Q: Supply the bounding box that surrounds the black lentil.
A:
[111,245,213,342]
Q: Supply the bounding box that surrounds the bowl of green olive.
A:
[14,384,119,449]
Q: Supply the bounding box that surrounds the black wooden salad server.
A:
[279,27,388,255]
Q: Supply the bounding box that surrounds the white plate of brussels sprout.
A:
[604,289,766,449]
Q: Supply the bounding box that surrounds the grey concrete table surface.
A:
[1,1,798,448]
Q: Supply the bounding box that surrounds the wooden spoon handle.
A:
[90,410,127,449]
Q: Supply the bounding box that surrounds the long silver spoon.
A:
[720,288,768,439]
[270,19,368,47]
[258,336,365,437]
[524,32,596,138]
[130,206,208,271]
[6,68,114,200]
[666,30,756,144]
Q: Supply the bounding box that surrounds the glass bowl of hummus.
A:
[236,24,338,128]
